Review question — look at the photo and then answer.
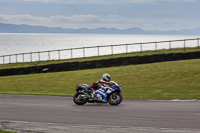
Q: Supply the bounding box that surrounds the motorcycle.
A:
[73,81,123,105]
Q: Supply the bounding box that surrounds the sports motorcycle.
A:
[73,81,123,105]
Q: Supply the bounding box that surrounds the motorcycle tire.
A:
[108,93,123,105]
[73,92,88,105]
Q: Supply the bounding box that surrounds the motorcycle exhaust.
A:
[81,92,91,98]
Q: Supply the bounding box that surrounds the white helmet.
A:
[102,73,110,82]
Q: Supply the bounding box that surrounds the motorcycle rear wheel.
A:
[73,92,88,105]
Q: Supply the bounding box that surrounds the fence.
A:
[0,38,200,64]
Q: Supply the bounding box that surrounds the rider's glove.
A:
[103,87,109,92]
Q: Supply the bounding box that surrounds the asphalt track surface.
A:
[0,94,200,133]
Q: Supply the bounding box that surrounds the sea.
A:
[0,33,199,64]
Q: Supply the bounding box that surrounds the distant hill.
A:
[0,22,200,34]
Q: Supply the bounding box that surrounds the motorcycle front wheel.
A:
[73,92,88,105]
[108,93,123,105]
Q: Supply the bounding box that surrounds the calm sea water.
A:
[0,33,199,63]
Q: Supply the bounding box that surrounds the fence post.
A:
[140,43,143,52]
[184,40,186,52]
[16,54,18,63]
[30,52,32,62]
[126,44,128,53]
[111,45,113,55]
[83,47,85,58]
[58,50,61,60]
[169,41,171,50]
[48,51,50,60]
[22,53,24,63]
[155,42,157,51]
[3,56,5,64]
[97,46,100,56]
[9,55,11,63]
[38,52,40,61]
[71,48,73,59]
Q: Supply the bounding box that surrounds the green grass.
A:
[0,58,200,100]
[0,130,16,133]
[0,47,200,70]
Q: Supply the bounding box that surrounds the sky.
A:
[0,0,200,30]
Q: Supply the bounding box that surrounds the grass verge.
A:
[0,59,200,100]
[0,130,16,133]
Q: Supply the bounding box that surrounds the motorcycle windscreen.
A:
[110,85,121,92]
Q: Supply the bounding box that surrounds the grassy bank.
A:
[0,130,15,133]
[0,58,200,100]
[0,47,200,70]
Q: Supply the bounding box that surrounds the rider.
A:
[90,73,113,102]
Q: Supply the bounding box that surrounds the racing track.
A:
[0,94,200,133]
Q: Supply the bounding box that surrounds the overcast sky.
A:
[0,0,200,30]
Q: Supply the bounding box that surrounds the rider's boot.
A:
[96,93,103,101]
[102,98,107,103]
